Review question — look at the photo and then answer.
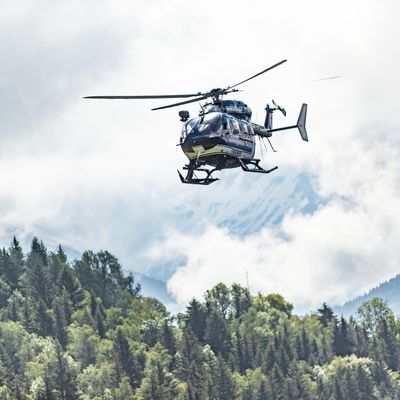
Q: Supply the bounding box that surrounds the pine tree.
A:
[160,319,177,361]
[204,306,231,359]
[26,250,53,308]
[22,298,35,332]
[60,267,84,307]
[30,237,48,265]
[319,331,333,364]
[295,327,311,362]
[262,340,278,373]
[0,278,11,308]
[269,364,284,400]
[333,317,354,356]
[54,299,68,348]
[136,344,182,400]
[36,300,55,337]
[232,328,247,373]
[214,356,235,400]
[57,245,67,264]
[177,327,205,400]
[284,362,313,400]
[353,324,369,358]
[113,328,143,388]
[343,367,362,400]
[94,301,106,339]
[257,378,271,400]
[185,298,207,342]
[51,342,79,400]
[1,248,20,290]
[9,243,24,291]
[317,303,335,327]
[333,375,344,400]
[354,364,375,400]
[376,319,400,370]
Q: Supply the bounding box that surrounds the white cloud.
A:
[151,192,400,311]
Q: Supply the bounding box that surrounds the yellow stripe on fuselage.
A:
[184,145,252,160]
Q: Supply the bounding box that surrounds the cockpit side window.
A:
[186,119,197,133]
[181,118,198,142]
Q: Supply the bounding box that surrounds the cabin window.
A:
[222,114,230,131]
[231,119,240,134]
[240,121,249,134]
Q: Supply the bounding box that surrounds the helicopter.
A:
[84,59,308,185]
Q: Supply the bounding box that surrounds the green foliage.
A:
[67,323,100,369]
[314,355,400,399]
[176,326,206,399]
[205,305,231,358]
[184,298,207,342]
[356,297,395,335]
[135,343,184,400]
[77,362,114,400]
[265,293,293,316]
[317,303,336,327]
[113,327,144,388]
[0,237,400,399]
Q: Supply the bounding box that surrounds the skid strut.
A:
[178,162,219,185]
[239,158,278,174]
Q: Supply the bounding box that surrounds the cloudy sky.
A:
[1,0,400,311]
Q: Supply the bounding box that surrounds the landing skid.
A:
[239,158,278,174]
[178,163,219,185]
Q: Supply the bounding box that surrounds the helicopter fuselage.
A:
[180,111,255,169]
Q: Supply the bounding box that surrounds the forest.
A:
[1,237,400,399]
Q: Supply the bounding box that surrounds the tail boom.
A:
[263,103,308,141]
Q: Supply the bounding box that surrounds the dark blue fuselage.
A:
[180,112,255,169]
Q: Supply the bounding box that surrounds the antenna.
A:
[245,269,250,290]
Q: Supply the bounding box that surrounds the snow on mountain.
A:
[147,166,322,281]
[176,167,320,236]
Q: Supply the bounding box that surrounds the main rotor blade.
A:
[152,95,210,110]
[84,93,203,100]
[312,75,343,81]
[228,59,287,89]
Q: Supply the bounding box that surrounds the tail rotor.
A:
[272,99,287,116]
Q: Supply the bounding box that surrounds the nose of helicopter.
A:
[182,132,221,152]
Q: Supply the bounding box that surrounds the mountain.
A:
[175,168,321,237]
[335,274,400,317]
[135,272,176,308]
[148,167,322,281]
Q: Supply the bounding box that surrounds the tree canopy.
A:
[0,237,400,399]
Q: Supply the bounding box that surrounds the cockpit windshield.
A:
[181,114,222,142]
[196,113,222,133]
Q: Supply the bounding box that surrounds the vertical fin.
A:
[297,103,308,141]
